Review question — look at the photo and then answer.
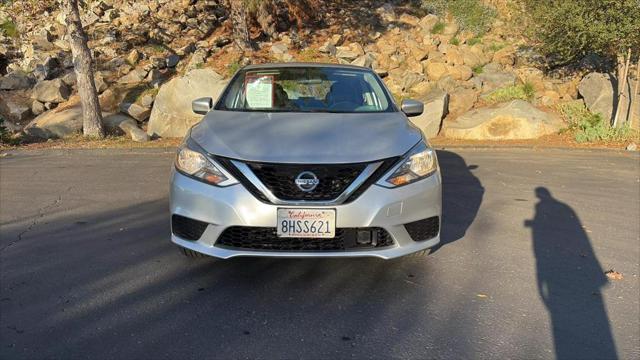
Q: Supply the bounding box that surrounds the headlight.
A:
[380,141,438,187]
[175,140,238,186]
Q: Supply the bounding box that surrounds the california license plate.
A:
[277,208,336,238]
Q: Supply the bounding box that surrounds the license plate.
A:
[277,208,336,238]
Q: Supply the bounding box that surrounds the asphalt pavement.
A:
[0,147,638,359]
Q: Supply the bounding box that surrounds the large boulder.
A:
[448,87,478,116]
[335,46,360,61]
[117,68,149,84]
[119,102,150,122]
[424,61,448,81]
[492,46,516,66]
[103,113,149,142]
[32,56,61,81]
[442,100,562,140]
[477,70,517,92]
[409,89,449,138]
[23,98,149,141]
[0,92,32,122]
[31,79,70,103]
[418,14,439,33]
[23,103,83,139]
[578,72,614,122]
[448,65,472,81]
[147,68,227,138]
[0,72,35,90]
[1,119,21,133]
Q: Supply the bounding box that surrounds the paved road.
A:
[0,148,638,359]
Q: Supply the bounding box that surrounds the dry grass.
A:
[0,135,181,151]
[429,133,638,150]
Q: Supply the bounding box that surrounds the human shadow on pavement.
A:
[526,187,617,360]
[430,150,484,254]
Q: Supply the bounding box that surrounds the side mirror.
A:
[401,99,424,117]
[192,97,213,115]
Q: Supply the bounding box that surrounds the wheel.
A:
[179,246,208,258]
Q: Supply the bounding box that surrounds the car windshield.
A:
[216,66,395,113]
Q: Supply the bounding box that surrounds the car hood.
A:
[190,110,422,164]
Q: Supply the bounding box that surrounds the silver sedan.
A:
[170,63,441,259]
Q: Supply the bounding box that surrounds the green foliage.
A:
[422,0,497,35]
[522,0,640,65]
[149,44,166,53]
[521,82,535,98]
[298,48,321,62]
[472,65,483,74]
[0,19,18,38]
[449,37,460,46]
[227,61,242,77]
[485,82,535,103]
[430,21,445,34]
[487,42,505,52]
[467,37,482,46]
[558,101,637,143]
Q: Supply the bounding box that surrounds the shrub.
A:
[431,21,445,34]
[467,37,482,46]
[227,61,242,77]
[298,48,320,62]
[422,0,497,35]
[557,102,637,143]
[487,42,505,52]
[471,65,483,74]
[522,0,640,67]
[0,19,18,38]
[449,37,460,46]
[484,83,535,103]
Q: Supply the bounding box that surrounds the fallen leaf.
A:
[605,270,623,280]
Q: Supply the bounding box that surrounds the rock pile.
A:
[1,0,231,141]
[308,6,584,138]
[2,1,636,142]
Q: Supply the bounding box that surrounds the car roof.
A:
[241,62,372,71]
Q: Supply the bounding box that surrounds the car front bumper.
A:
[170,169,442,259]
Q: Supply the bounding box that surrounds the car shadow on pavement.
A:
[430,150,484,254]
[525,187,618,360]
[1,198,467,359]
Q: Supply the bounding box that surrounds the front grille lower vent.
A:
[216,226,394,251]
[404,216,440,242]
[172,215,208,241]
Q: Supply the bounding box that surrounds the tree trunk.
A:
[64,0,104,138]
[255,0,278,38]
[613,48,631,128]
[229,0,253,51]
[633,56,640,129]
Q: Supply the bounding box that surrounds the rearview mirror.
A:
[192,97,213,115]
[401,99,424,117]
